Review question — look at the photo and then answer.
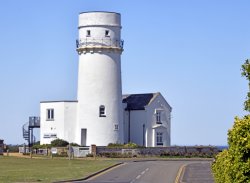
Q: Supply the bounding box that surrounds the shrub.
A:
[6,145,19,152]
[70,142,80,147]
[213,60,250,182]
[212,115,250,183]
[50,139,69,147]
[32,144,51,149]
[124,142,140,148]
[107,142,141,149]
[107,143,124,148]
[86,153,94,157]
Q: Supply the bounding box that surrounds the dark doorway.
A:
[81,128,87,146]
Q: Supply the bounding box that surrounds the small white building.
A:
[40,101,77,145]
[123,93,171,147]
[40,11,172,147]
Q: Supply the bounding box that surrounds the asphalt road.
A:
[181,162,214,183]
[76,160,214,183]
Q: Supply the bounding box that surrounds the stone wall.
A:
[96,146,220,157]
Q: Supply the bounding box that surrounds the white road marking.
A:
[136,175,141,179]
[130,168,150,183]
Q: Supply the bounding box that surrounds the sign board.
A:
[51,148,57,154]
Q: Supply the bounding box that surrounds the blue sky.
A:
[0,0,249,145]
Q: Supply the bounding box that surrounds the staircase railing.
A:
[22,117,40,147]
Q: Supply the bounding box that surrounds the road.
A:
[76,160,214,183]
[181,162,214,183]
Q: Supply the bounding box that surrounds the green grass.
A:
[0,156,117,183]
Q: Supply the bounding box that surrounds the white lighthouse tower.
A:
[75,12,124,146]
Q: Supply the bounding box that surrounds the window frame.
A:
[86,30,91,37]
[99,105,106,117]
[156,110,161,124]
[105,30,110,37]
[46,108,54,121]
[156,132,163,146]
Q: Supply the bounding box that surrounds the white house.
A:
[123,93,171,147]
[40,11,172,147]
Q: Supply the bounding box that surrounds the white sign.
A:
[51,148,57,154]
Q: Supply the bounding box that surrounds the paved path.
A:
[75,160,214,183]
[179,162,214,183]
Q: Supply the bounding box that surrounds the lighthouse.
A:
[38,11,172,148]
[75,12,124,146]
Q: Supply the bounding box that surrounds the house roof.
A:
[122,93,157,110]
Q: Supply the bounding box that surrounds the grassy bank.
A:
[0,156,117,183]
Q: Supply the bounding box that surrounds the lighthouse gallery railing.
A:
[76,38,124,49]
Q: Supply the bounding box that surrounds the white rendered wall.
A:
[123,93,171,147]
[145,94,171,147]
[40,101,77,144]
[129,110,147,146]
[63,102,77,143]
[76,12,124,146]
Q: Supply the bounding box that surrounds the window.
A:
[47,109,54,121]
[86,30,91,37]
[156,132,163,146]
[105,30,110,37]
[99,105,106,117]
[114,124,119,130]
[156,111,161,124]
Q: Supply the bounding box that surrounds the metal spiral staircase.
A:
[22,117,40,147]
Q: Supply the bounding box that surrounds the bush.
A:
[212,150,231,183]
[5,145,19,152]
[32,144,51,149]
[212,115,250,183]
[86,153,94,157]
[70,142,80,147]
[107,142,141,149]
[50,139,69,147]
[124,142,140,148]
[107,143,124,148]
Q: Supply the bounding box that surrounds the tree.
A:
[241,59,250,111]
[212,60,250,183]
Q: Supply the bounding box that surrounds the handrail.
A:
[29,116,40,127]
[76,38,124,49]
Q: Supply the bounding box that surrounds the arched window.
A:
[105,30,110,37]
[99,105,106,117]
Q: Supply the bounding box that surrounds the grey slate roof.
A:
[122,93,155,110]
